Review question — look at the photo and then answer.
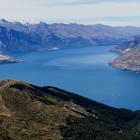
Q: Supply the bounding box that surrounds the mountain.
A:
[0,79,140,140]
[111,36,140,72]
[1,20,140,52]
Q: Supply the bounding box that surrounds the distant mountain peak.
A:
[0,19,9,23]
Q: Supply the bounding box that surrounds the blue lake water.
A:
[0,45,140,110]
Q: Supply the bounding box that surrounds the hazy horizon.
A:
[1,19,140,28]
[0,0,140,26]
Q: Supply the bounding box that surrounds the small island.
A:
[0,54,22,64]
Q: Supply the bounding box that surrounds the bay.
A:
[0,45,140,110]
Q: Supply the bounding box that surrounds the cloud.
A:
[47,0,140,5]
[75,16,140,26]
[0,0,139,26]
[45,2,140,18]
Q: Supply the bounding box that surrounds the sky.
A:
[0,0,140,26]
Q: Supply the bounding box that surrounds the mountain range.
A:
[1,19,140,70]
[0,79,140,140]
[1,19,140,52]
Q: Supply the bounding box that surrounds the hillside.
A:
[111,36,140,72]
[111,36,140,54]
[1,19,140,52]
[0,80,139,140]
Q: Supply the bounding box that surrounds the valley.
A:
[0,20,140,140]
[0,0,140,139]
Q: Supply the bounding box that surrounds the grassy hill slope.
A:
[0,80,139,140]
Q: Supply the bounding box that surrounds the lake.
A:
[1,45,140,110]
